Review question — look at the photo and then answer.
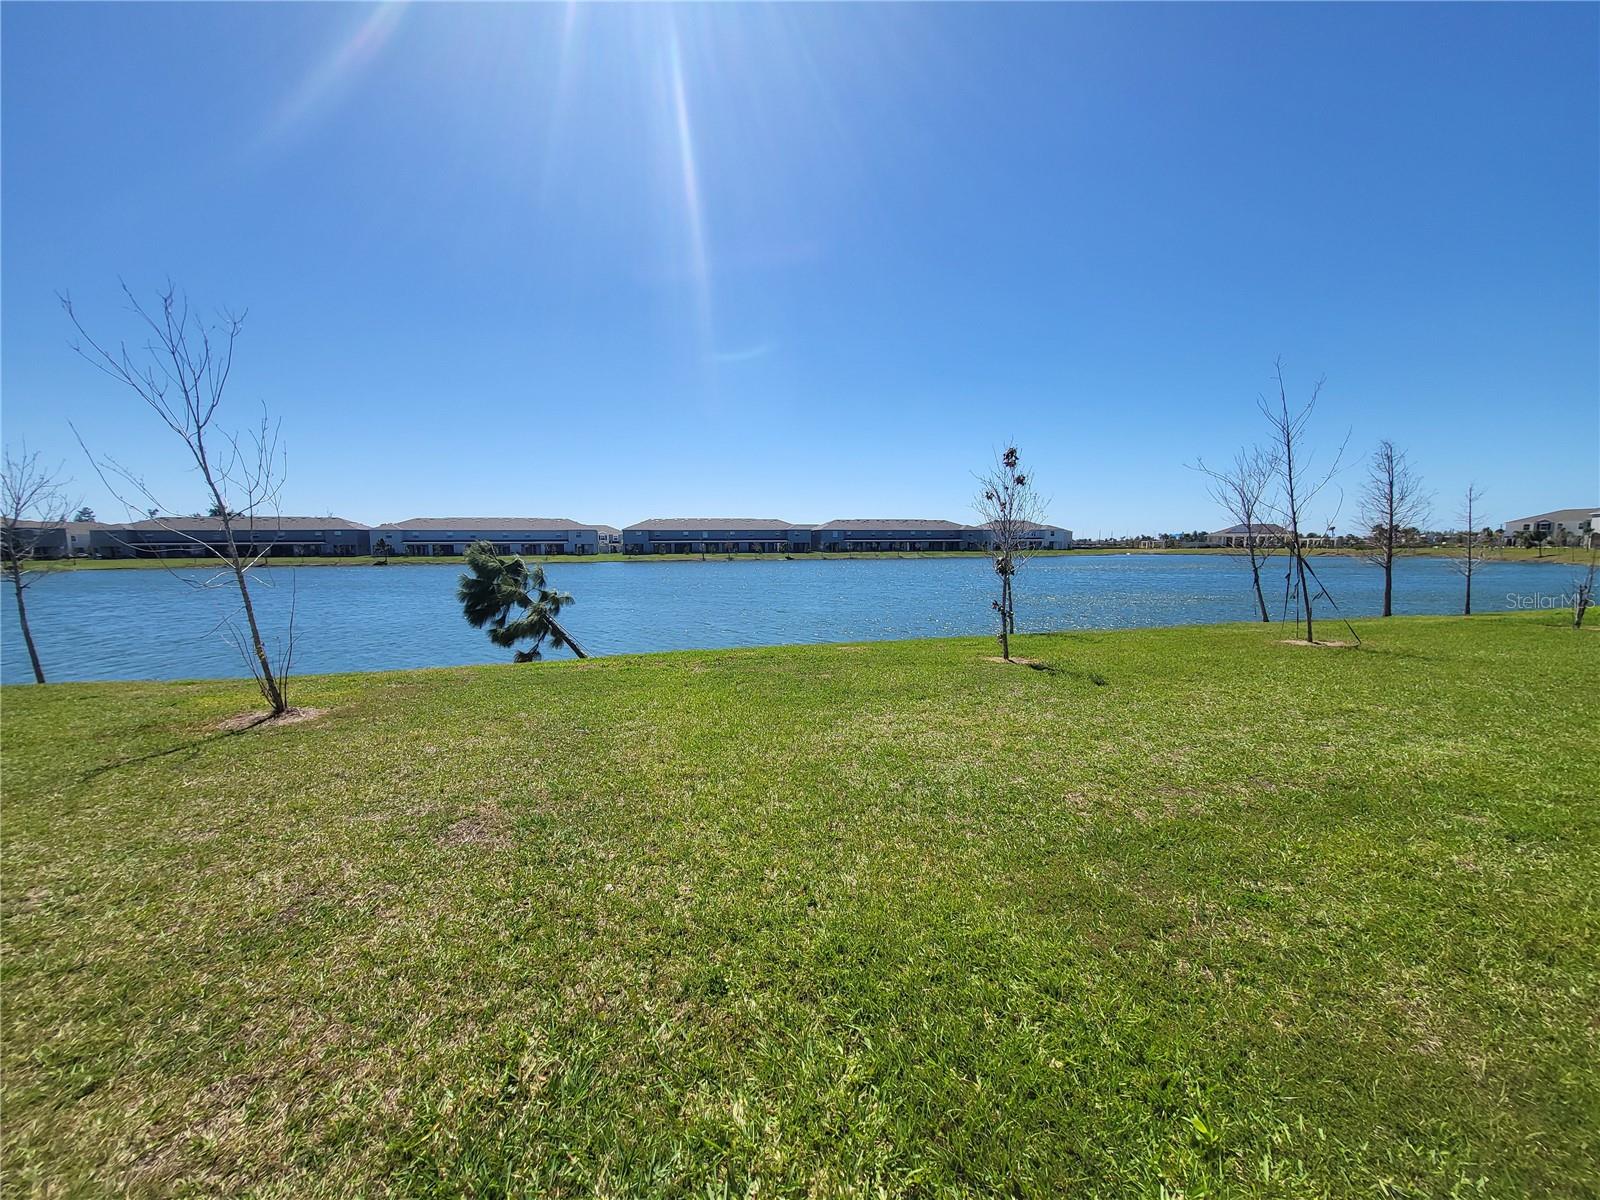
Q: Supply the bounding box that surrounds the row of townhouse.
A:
[369,518,614,558]
[1,519,105,559]
[10,514,1071,559]
[620,518,1073,554]
[73,517,606,559]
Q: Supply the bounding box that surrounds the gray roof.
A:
[8,519,111,531]
[1212,523,1288,536]
[1503,508,1598,526]
[377,517,594,531]
[625,518,797,531]
[816,519,969,532]
[117,516,368,532]
[979,520,1067,533]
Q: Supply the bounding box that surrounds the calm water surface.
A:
[0,554,1576,683]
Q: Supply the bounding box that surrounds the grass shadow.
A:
[76,731,238,784]
[1356,644,1435,662]
[992,657,1109,686]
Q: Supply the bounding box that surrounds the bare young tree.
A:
[1193,445,1278,622]
[974,444,1046,661]
[61,283,295,715]
[1258,359,1348,644]
[1,447,70,684]
[1451,483,1488,617]
[1572,551,1596,629]
[1358,440,1430,617]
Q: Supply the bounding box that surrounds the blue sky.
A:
[3,2,1596,535]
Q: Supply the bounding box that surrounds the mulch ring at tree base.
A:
[217,707,329,733]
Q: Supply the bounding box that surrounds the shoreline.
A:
[29,545,1595,571]
[6,599,1590,688]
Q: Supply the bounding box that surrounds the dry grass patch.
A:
[438,809,510,849]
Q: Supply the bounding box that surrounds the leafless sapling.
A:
[1,447,71,684]
[974,444,1046,661]
[1258,359,1348,643]
[1571,551,1595,629]
[61,283,296,715]
[1358,440,1430,618]
[1450,483,1489,617]
[1193,445,1279,622]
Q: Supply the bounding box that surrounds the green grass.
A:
[3,614,1597,1197]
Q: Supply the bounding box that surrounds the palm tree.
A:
[457,540,587,662]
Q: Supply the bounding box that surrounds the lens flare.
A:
[260,2,407,147]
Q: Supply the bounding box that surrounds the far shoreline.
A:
[31,545,1594,571]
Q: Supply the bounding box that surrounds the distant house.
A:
[1031,524,1073,550]
[1203,523,1288,549]
[91,516,371,558]
[373,518,601,557]
[64,521,106,557]
[991,521,1072,551]
[595,524,622,552]
[1501,508,1598,547]
[1,518,112,560]
[3,518,65,560]
[812,520,988,552]
[623,519,812,554]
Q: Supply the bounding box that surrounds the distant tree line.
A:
[1186,358,1589,639]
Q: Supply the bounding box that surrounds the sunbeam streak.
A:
[666,22,713,351]
[259,2,407,149]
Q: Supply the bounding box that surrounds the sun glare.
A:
[259,2,407,148]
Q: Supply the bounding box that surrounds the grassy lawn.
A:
[3,614,1596,1196]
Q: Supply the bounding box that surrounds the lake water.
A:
[0,554,1577,684]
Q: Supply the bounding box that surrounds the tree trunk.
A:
[550,616,589,659]
[1382,480,1396,618]
[231,562,287,713]
[998,568,1012,660]
[1247,543,1269,622]
[1295,546,1315,643]
[9,571,46,684]
[1381,545,1394,618]
[1463,566,1472,617]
